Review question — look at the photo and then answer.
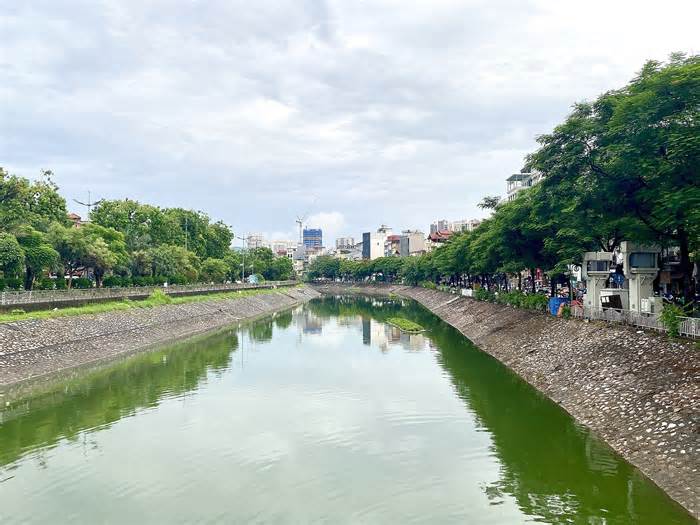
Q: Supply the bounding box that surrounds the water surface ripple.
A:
[0,296,693,524]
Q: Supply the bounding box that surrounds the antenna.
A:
[73,191,104,220]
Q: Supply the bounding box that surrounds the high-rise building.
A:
[336,237,355,249]
[303,228,323,249]
[430,219,449,234]
[246,233,266,249]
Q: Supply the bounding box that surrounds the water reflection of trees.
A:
[413,306,693,524]
[310,296,693,524]
[0,329,238,470]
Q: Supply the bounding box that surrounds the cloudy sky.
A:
[2,1,698,245]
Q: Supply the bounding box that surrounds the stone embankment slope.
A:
[0,287,320,388]
[315,283,699,519]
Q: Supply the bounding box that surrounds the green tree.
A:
[0,233,24,277]
[528,54,700,299]
[199,258,228,283]
[15,227,59,289]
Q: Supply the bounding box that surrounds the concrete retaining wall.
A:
[0,286,320,389]
[314,283,699,519]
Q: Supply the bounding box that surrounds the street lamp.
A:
[235,234,247,283]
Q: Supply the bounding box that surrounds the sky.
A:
[2,1,698,247]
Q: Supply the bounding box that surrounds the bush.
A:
[54,278,67,289]
[146,289,172,305]
[102,275,123,288]
[37,278,55,290]
[561,304,572,319]
[420,281,437,290]
[660,303,684,338]
[522,293,548,311]
[474,287,496,302]
[3,277,23,290]
[9,308,25,316]
[72,278,92,289]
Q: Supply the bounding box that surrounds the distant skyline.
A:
[2,1,698,246]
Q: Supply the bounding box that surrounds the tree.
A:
[149,244,200,282]
[0,168,67,231]
[15,227,59,289]
[0,233,24,277]
[199,258,228,283]
[478,195,501,210]
[528,54,700,299]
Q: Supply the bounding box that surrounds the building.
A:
[335,237,355,250]
[270,240,297,257]
[450,219,481,233]
[303,228,322,249]
[362,226,392,260]
[399,230,426,257]
[246,233,266,249]
[430,219,450,234]
[506,171,543,201]
[67,212,83,228]
[426,230,453,251]
[385,234,402,256]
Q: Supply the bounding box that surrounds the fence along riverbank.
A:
[0,281,298,312]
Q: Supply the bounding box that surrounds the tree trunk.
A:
[530,268,536,294]
[518,272,522,291]
[24,267,34,290]
[678,227,694,304]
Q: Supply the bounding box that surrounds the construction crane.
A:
[295,214,308,245]
[73,191,104,220]
[295,194,318,246]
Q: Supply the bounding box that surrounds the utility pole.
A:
[184,216,188,251]
[235,233,247,282]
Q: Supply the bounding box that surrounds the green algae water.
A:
[0,296,693,524]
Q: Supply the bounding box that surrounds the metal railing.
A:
[571,306,699,338]
[0,281,298,307]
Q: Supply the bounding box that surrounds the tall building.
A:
[430,219,449,234]
[399,230,426,256]
[303,228,323,249]
[336,237,355,249]
[449,219,482,233]
[246,233,266,249]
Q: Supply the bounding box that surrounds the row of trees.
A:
[309,55,699,301]
[0,169,294,290]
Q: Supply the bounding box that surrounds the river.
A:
[0,296,693,523]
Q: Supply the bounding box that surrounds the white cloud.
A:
[1,0,698,247]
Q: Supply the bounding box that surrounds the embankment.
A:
[314,283,699,519]
[0,286,320,389]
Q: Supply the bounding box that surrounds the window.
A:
[629,252,656,268]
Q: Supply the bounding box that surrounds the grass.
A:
[386,317,425,333]
[0,287,281,324]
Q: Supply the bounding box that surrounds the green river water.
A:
[0,296,694,524]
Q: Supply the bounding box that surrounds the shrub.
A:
[660,303,684,338]
[146,289,172,305]
[102,275,122,288]
[522,294,548,311]
[3,277,23,290]
[561,304,572,319]
[420,281,437,290]
[37,278,55,290]
[72,278,92,289]
[10,308,25,316]
[54,278,67,289]
[474,287,496,302]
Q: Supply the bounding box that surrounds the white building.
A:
[246,233,267,249]
[362,226,392,260]
[506,171,543,202]
[399,230,426,256]
[336,237,355,249]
